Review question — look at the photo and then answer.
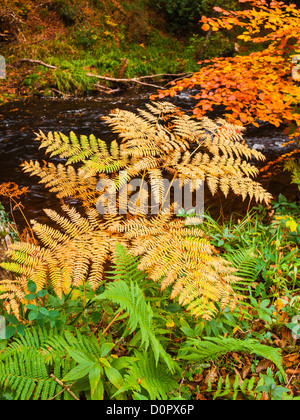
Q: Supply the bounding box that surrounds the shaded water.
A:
[0,89,299,230]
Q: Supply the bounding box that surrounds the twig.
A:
[86,73,163,89]
[286,360,300,388]
[198,28,213,59]
[51,88,71,98]
[50,374,79,400]
[165,74,193,86]
[8,196,36,244]
[48,384,74,400]
[138,72,193,80]
[34,1,52,8]
[178,365,190,397]
[14,58,57,69]
[95,82,121,94]
[102,310,123,335]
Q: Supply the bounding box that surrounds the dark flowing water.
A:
[0,89,299,229]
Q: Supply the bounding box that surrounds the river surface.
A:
[0,89,299,229]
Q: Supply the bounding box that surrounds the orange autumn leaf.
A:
[201,23,211,31]
[154,0,300,141]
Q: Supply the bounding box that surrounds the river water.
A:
[0,89,299,229]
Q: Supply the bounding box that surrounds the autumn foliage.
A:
[0,182,28,201]
[155,0,300,139]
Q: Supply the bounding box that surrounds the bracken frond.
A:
[22,101,272,208]
[109,216,241,320]
[1,101,272,319]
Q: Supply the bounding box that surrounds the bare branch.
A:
[14,58,58,69]
[49,374,79,400]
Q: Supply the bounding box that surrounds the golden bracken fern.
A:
[0,102,272,319]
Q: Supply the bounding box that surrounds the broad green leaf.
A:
[166,304,181,313]
[27,281,37,294]
[16,324,26,336]
[5,314,19,326]
[25,304,37,311]
[49,310,60,319]
[100,343,115,358]
[28,311,38,321]
[104,365,123,389]
[63,364,92,382]
[24,294,36,301]
[67,348,94,365]
[36,290,47,298]
[98,357,111,368]
[38,307,49,316]
[4,326,16,339]
[89,364,104,400]
[133,392,149,400]
[111,356,138,371]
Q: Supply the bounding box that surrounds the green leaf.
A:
[5,314,19,326]
[4,326,16,339]
[166,304,181,313]
[38,307,49,316]
[99,357,111,368]
[133,392,149,400]
[272,386,291,399]
[16,324,26,336]
[91,311,101,323]
[48,310,60,319]
[36,290,47,298]
[28,311,38,321]
[100,343,115,358]
[104,365,123,389]
[67,348,94,365]
[25,304,37,311]
[89,364,104,400]
[24,294,36,301]
[63,364,92,382]
[260,299,270,309]
[179,336,285,378]
[181,326,196,337]
[111,356,138,371]
[27,281,37,294]
[256,385,270,393]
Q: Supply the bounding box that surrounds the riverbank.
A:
[0,0,240,103]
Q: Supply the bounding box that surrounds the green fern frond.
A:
[108,243,148,283]
[97,280,175,372]
[97,245,175,372]
[284,158,300,190]
[0,328,78,400]
[207,373,257,400]
[113,351,178,400]
[179,336,285,378]
[225,247,260,282]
